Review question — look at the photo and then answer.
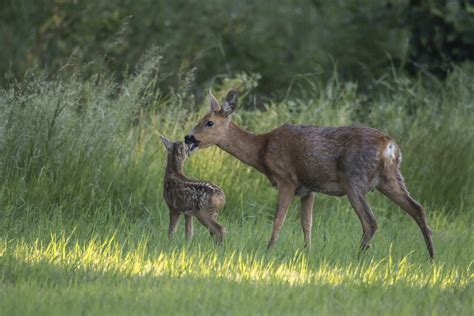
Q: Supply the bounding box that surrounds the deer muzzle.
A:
[184,135,200,152]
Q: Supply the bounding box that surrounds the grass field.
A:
[1,205,472,315]
[0,57,473,315]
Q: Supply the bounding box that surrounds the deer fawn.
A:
[184,90,435,258]
[161,136,227,243]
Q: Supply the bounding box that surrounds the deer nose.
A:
[184,135,196,144]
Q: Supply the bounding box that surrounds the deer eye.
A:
[205,121,214,127]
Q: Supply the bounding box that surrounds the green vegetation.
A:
[0,211,472,315]
[404,0,474,76]
[0,51,473,314]
[2,0,474,92]
[1,1,473,314]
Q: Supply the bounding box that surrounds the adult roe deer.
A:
[184,90,435,258]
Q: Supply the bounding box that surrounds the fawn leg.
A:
[184,214,193,241]
[195,210,227,243]
[168,211,181,240]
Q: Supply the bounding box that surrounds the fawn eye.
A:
[206,121,214,127]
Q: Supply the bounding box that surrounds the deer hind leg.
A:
[195,209,227,244]
[184,214,193,241]
[346,188,378,252]
[267,183,296,250]
[168,211,181,240]
[300,193,315,249]
[377,170,435,259]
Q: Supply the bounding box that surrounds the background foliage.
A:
[2,0,474,95]
[1,54,472,218]
[404,0,474,76]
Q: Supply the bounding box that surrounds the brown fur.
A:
[161,136,227,243]
[184,90,435,258]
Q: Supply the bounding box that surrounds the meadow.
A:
[0,55,473,315]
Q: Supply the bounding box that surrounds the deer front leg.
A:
[301,193,315,249]
[267,184,296,250]
[185,214,193,241]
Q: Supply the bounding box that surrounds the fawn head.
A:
[185,90,238,150]
[160,136,194,170]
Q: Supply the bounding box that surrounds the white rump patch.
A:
[383,142,396,164]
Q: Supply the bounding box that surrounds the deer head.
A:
[160,136,193,172]
[184,90,238,150]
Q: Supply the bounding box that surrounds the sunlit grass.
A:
[1,210,473,315]
[3,236,471,289]
[2,215,472,291]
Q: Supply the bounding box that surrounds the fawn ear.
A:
[160,135,173,151]
[221,90,238,117]
[208,90,222,113]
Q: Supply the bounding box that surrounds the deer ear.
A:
[160,135,173,151]
[208,90,222,113]
[221,90,238,117]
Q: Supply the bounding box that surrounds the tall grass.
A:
[1,53,472,219]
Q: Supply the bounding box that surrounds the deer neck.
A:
[165,155,184,176]
[217,122,266,173]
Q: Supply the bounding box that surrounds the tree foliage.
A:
[404,0,474,76]
[1,0,473,93]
